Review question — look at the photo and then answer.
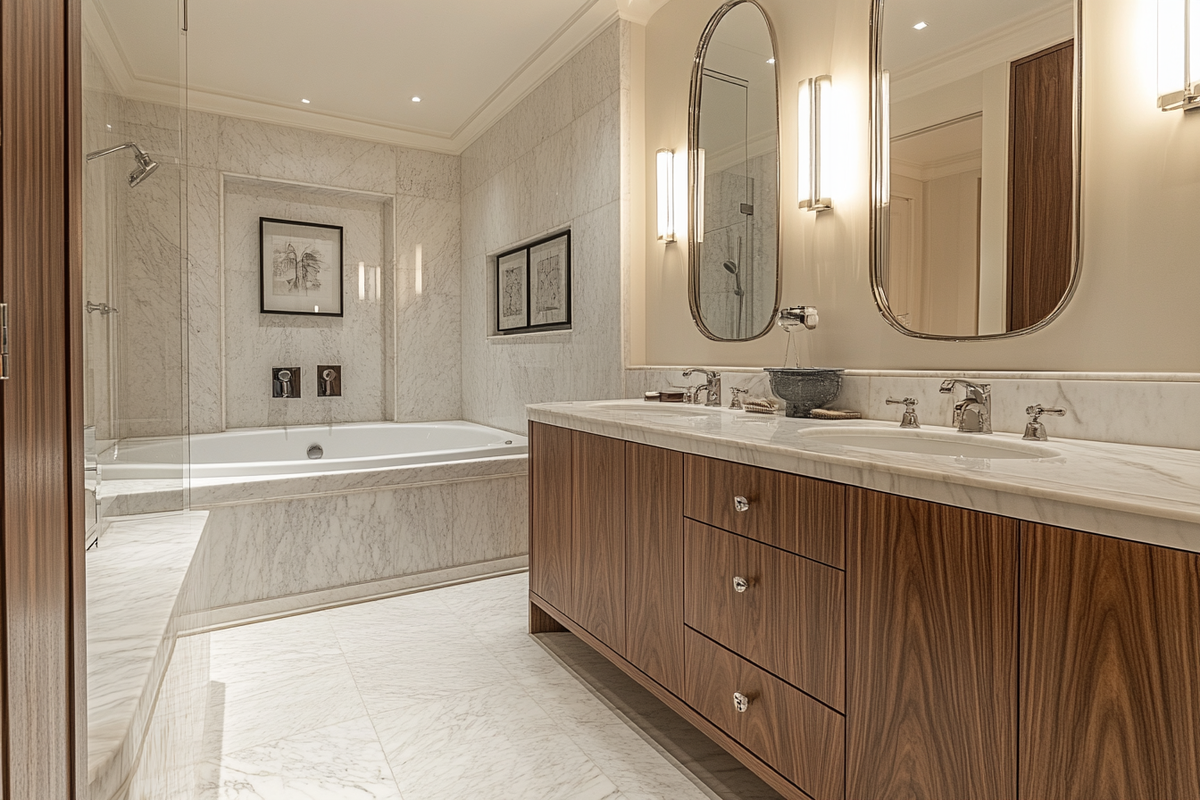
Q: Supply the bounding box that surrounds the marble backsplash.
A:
[626,367,1200,452]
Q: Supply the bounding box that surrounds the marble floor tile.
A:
[186,573,782,800]
[201,716,402,800]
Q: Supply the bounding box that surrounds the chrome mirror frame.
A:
[687,0,783,342]
[868,0,1086,342]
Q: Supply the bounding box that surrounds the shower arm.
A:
[86,142,139,161]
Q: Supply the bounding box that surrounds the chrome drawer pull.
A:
[733,576,750,593]
[733,495,750,513]
[733,692,751,713]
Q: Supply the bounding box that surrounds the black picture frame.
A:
[260,217,344,317]
[494,230,571,335]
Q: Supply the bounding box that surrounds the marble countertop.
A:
[528,400,1200,554]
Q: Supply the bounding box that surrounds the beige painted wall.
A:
[637,0,1200,374]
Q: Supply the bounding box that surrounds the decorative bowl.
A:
[764,368,844,418]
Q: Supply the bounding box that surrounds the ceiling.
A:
[86,0,670,154]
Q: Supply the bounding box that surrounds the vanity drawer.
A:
[686,629,845,800]
[683,455,844,568]
[685,520,844,710]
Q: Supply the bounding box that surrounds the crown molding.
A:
[889,3,1074,103]
[85,0,647,156]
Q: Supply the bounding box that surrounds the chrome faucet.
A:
[682,368,722,407]
[939,379,992,434]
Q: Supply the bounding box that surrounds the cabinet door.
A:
[572,430,626,654]
[625,442,684,694]
[847,488,1018,800]
[529,422,574,617]
[1020,524,1200,800]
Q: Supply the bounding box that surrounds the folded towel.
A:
[810,408,862,420]
[743,396,779,415]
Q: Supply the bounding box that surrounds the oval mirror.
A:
[689,0,781,342]
[871,0,1081,340]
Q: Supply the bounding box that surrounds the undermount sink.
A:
[797,427,1060,460]
[583,400,714,418]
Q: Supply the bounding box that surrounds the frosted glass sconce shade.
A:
[1159,0,1200,110]
[799,75,833,211]
[657,148,676,242]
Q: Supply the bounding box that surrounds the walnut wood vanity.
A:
[527,420,1200,800]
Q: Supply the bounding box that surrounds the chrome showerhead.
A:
[85,142,159,188]
[723,260,745,297]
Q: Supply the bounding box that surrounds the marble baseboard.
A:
[627,367,1200,452]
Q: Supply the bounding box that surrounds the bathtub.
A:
[101,421,527,480]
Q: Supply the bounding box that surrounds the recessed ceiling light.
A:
[412,96,422,103]
[106,124,112,129]
[767,58,776,64]
[913,21,928,30]
[301,98,311,104]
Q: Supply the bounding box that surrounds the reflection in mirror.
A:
[873,0,1080,339]
[690,0,781,342]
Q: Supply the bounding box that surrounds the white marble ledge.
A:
[100,455,528,512]
[528,401,1200,554]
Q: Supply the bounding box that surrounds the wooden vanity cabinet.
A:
[1019,524,1200,800]
[530,422,1200,800]
[846,489,1019,800]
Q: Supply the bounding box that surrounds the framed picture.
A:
[494,230,571,334]
[260,217,344,317]
[529,233,571,327]
[496,250,529,331]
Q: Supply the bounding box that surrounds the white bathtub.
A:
[101,421,527,480]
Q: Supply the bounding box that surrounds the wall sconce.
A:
[657,148,676,242]
[799,75,834,212]
[1158,0,1200,111]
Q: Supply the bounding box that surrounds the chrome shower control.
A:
[317,364,342,397]
[733,692,751,713]
[272,367,300,398]
[733,576,749,593]
[733,495,750,513]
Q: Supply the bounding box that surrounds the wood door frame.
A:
[0,0,87,795]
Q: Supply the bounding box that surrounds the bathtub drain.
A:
[307,444,324,459]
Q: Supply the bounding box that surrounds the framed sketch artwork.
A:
[494,230,571,334]
[260,217,344,317]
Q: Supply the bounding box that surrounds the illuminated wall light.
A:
[913,21,927,30]
[695,148,705,243]
[1159,0,1200,110]
[359,262,366,300]
[415,244,423,295]
[879,70,891,207]
[656,149,676,242]
[799,75,834,212]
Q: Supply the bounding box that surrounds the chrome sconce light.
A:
[799,75,834,212]
[1158,0,1200,111]
[657,148,677,242]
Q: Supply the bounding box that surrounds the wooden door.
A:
[1007,40,1074,331]
[572,431,626,655]
[846,489,1018,800]
[1,0,87,794]
[625,442,684,694]
[528,422,575,617]
[1020,524,1200,800]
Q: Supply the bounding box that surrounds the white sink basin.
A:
[797,427,1060,460]
[583,400,713,418]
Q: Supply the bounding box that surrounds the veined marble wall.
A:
[179,106,462,433]
[461,21,630,435]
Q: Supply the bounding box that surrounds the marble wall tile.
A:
[187,109,220,170]
[222,181,390,428]
[570,22,623,119]
[395,146,460,203]
[461,22,626,435]
[217,116,397,194]
[394,290,463,421]
[187,168,223,435]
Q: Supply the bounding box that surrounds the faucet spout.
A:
[939,379,992,434]
[682,368,722,408]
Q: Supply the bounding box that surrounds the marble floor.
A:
[197,572,783,800]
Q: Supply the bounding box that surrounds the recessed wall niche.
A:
[220,175,395,428]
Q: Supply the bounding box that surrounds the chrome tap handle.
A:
[730,387,749,410]
[939,379,992,434]
[886,397,921,429]
[682,368,722,407]
[1023,405,1066,442]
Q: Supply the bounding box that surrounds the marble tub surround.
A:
[126,573,781,800]
[178,102,463,436]
[625,368,1200,451]
[86,511,208,797]
[531,400,1200,553]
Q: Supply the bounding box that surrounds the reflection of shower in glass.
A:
[724,236,745,338]
[85,142,159,187]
